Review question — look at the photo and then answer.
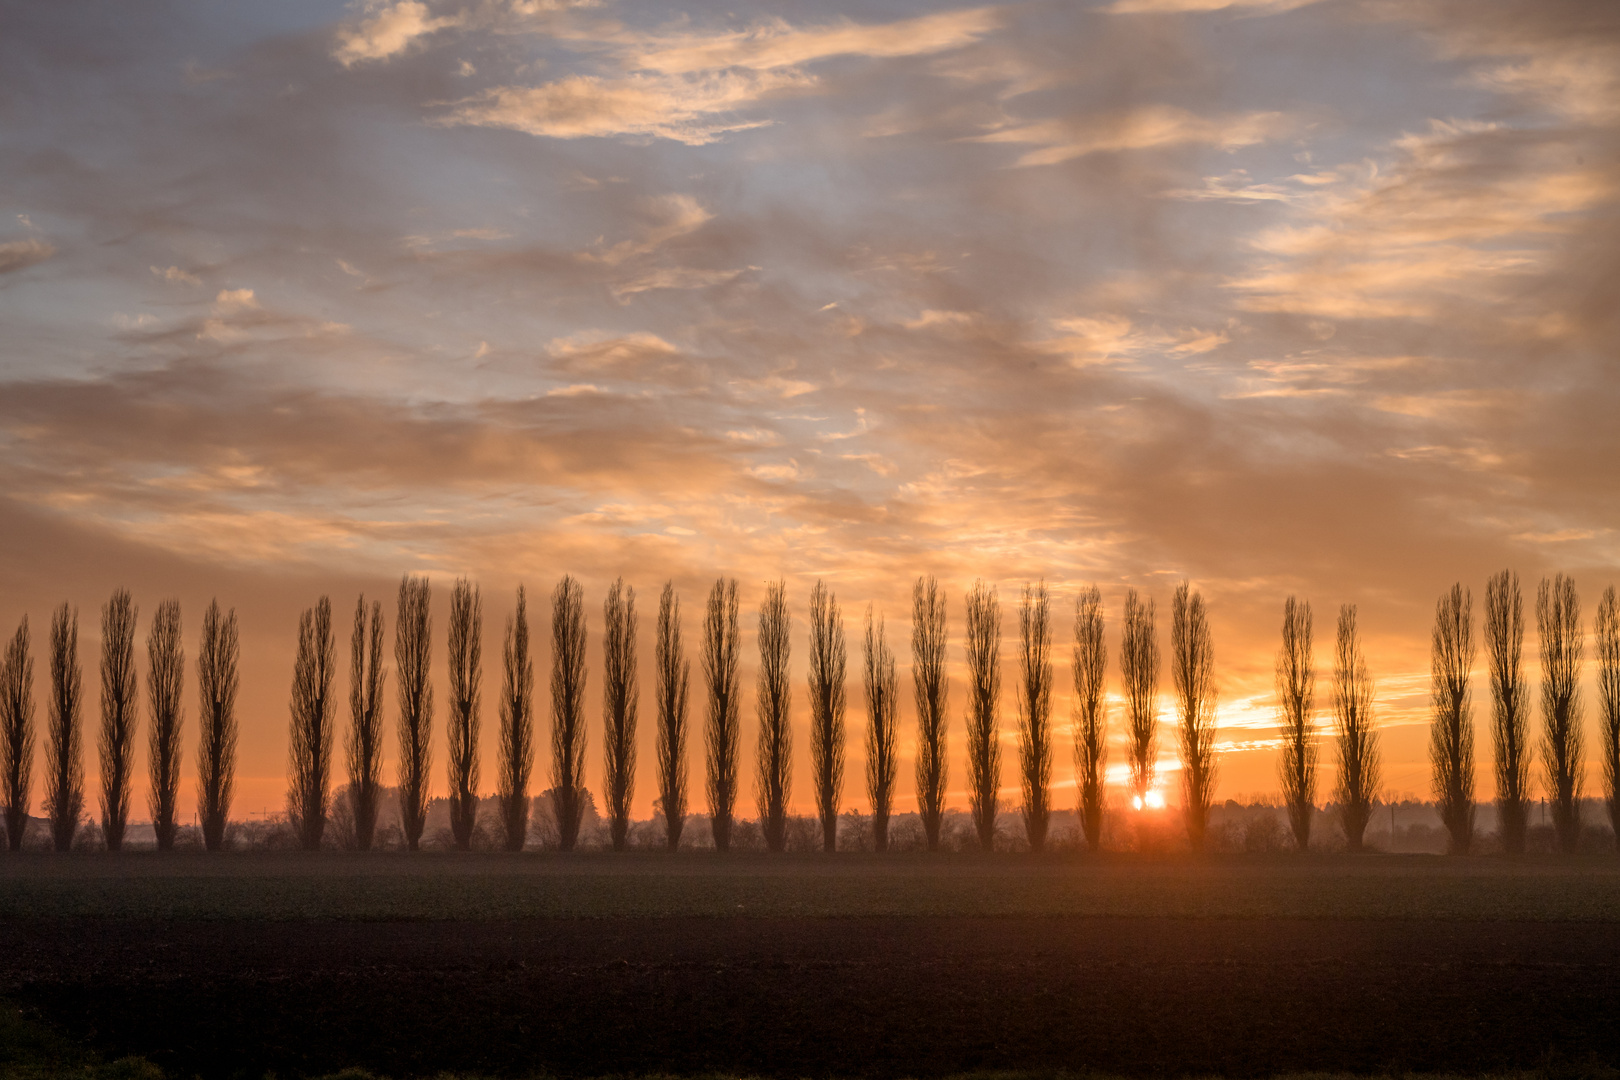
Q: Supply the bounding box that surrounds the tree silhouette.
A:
[97,590,138,852]
[1172,583,1217,853]
[1072,587,1108,852]
[1430,583,1476,855]
[288,595,336,851]
[1597,586,1620,851]
[197,599,239,852]
[1276,597,1316,852]
[703,578,740,852]
[1121,589,1159,809]
[655,582,689,852]
[394,577,433,852]
[964,580,1001,852]
[1,618,34,853]
[550,575,588,852]
[911,576,949,852]
[45,604,83,853]
[347,595,386,852]
[755,580,792,853]
[447,578,482,851]
[1485,570,1529,855]
[1017,582,1052,853]
[807,580,846,853]
[1332,604,1379,853]
[146,601,183,851]
[602,578,638,852]
[1538,574,1583,854]
[497,586,534,853]
[863,605,897,852]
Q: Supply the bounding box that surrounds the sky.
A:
[1,0,1618,827]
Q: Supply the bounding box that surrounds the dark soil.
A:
[5,916,1619,1078]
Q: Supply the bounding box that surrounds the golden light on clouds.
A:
[1,0,1617,822]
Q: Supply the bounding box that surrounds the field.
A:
[4,854,1620,1079]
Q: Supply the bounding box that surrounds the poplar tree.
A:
[1017,583,1053,852]
[807,580,846,853]
[1072,587,1108,852]
[1485,571,1529,854]
[1332,604,1379,852]
[602,579,638,851]
[395,577,433,851]
[46,604,83,852]
[1276,597,1316,852]
[912,576,949,851]
[755,580,792,853]
[197,599,239,852]
[550,576,588,851]
[863,605,897,852]
[1430,584,1476,855]
[964,580,1001,852]
[146,601,183,851]
[447,578,482,851]
[498,587,534,853]
[1120,590,1159,809]
[655,582,689,851]
[1172,583,1217,852]
[1,618,34,852]
[288,596,336,851]
[703,578,740,852]
[98,590,138,852]
[1538,574,1583,854]
[347,596,386,852]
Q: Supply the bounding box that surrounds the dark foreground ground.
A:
[5,854,1620,1078]
[6,915,1620,1078]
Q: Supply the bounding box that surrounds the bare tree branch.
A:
[197,599,239,852]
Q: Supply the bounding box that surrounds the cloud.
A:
[439,69,805,144]
[972,105,1293,167]
[1105,0,1323,12]
[621,7,1001,75]
[438,7,999,144]
[333,0,460,67]
[0,238,55,275]
[151,265,202,286]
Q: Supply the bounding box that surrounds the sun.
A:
[1131,790,1167,811]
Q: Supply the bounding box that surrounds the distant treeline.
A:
[1,572,1617,856]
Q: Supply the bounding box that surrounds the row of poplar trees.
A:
[2,572,1615,854]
